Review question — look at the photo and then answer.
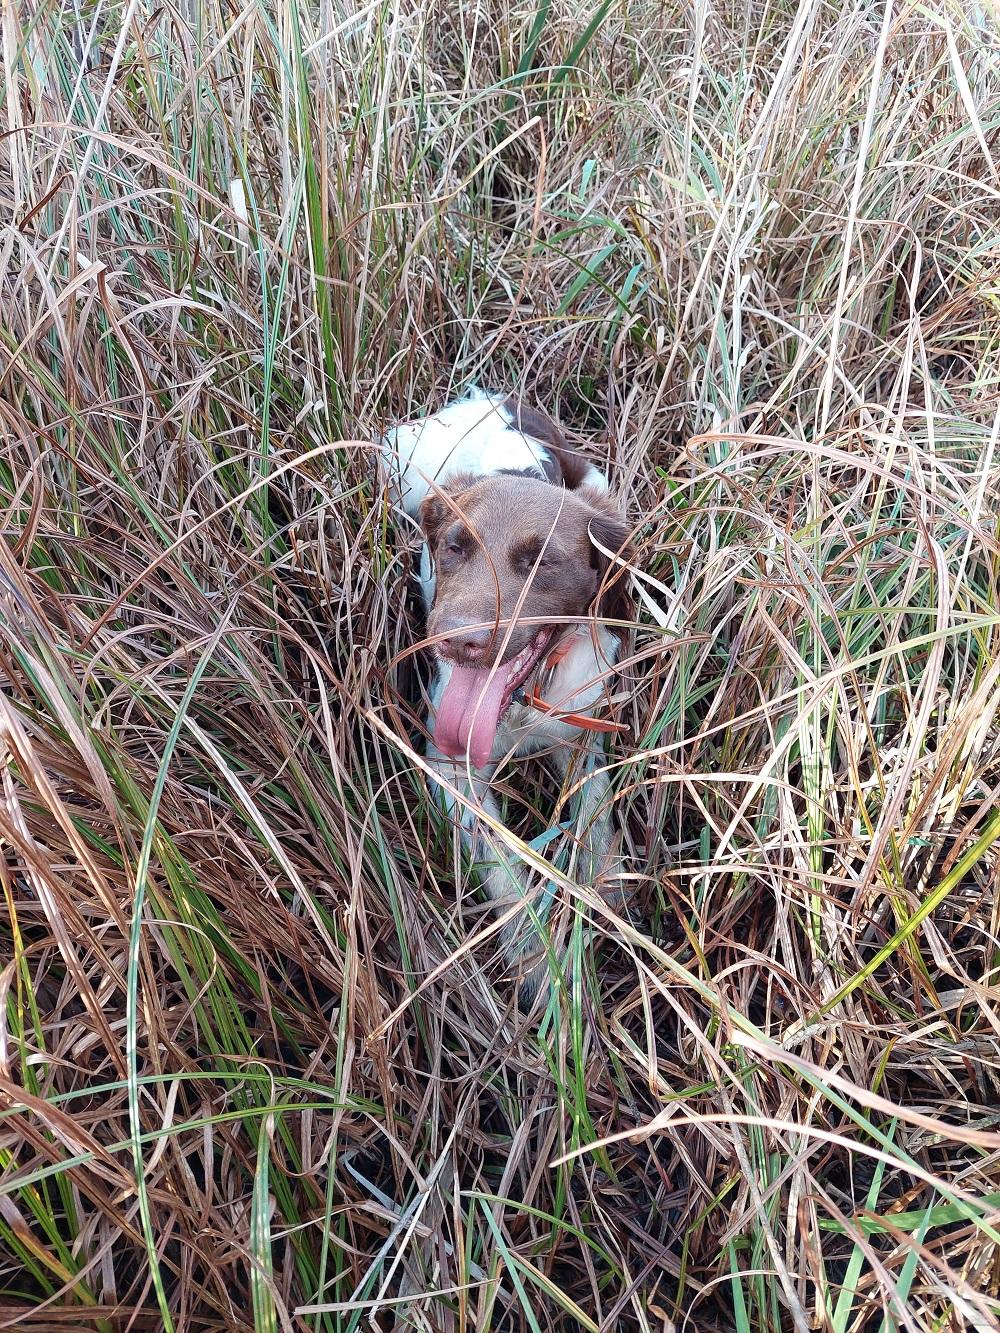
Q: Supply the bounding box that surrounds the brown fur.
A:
[420,473,631,665]
[500,396,593,490]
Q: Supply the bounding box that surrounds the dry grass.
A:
[1,0,999,1328]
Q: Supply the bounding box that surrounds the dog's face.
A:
[422,473,629,664]
[420,473,630,767]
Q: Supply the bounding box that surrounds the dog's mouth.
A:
[434,627,554,767]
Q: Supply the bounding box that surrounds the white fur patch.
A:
[384,389,547,519]
[382,387,609,520]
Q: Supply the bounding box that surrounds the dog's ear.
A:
[418,474,476,548]
[583,497,633,630]
[419,491,448,549]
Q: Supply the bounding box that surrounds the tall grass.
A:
[1,0,999,1328]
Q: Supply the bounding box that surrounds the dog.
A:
[384,388,632,998]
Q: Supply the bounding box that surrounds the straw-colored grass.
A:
[1,0,999,1328]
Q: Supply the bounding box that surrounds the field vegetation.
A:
[1,0,999,1328]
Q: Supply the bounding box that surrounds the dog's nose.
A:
[437,621,492,663]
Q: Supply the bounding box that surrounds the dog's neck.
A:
[514,626,626,735]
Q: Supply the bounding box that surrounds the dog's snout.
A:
[436,619,493,663]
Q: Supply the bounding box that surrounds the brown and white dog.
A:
[384,388,632,996]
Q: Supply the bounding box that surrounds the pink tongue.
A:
[434,664,510,768]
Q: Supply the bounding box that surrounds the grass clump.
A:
[1,0,999,1328]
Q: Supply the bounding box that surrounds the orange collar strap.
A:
[520,685,628,733]
[543,637,576,673]
[520,633,628,734]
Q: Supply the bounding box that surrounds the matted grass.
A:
[1,0,999,1328]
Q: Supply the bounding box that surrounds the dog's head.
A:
[420,472,631,764]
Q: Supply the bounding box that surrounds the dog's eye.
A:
[516,550,558,571]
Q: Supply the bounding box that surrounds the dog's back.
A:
[383,388,609,524]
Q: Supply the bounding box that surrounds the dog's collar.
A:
[514,633,627,735]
